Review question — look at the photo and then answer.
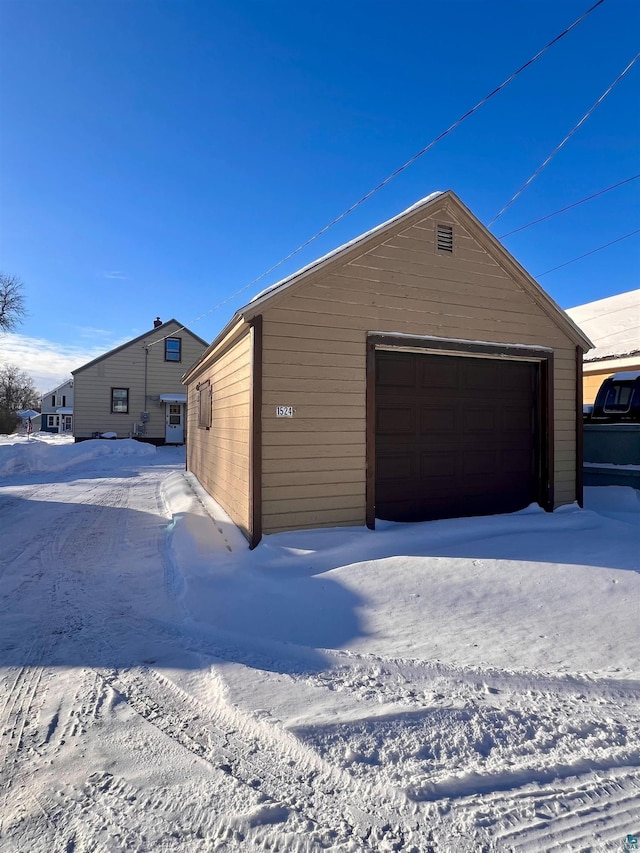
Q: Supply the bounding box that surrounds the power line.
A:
[146,0,606,349]
[498,175,640,238]
[489,52,640,227]
[536,228,640,277]
[246,0,607,285]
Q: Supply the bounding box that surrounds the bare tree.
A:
[0,363,39,433]
[0,273,27,332]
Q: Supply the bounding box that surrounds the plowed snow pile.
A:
[1,433,638,852]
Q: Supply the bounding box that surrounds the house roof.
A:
[72,319,209,375]
[41,377,73,398]
[185,191,592,381]
[566,289,640,363]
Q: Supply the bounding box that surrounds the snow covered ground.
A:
[0,432,638,852]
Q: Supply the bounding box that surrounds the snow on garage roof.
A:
[566,289,640,362]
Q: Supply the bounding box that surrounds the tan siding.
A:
[74,322,206,440]
[552,346,577,506]
[258,209,580,532]
[584,372,607,403]
[263,443,364,459]
[263,329,365,351]
[186,329,252,535]
[263,506,365,532]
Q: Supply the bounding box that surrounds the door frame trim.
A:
[164,401,185,444]
[365,333,554,528]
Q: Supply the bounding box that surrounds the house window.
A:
[165,337,182,362]
[197,380,212,429]
[51,395,56,407]
[111,388,129,413]
[47,415,58,428]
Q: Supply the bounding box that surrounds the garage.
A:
[373,346,547,523]
[185,190,589,546]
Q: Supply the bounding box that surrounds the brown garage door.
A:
[375,350,538,522]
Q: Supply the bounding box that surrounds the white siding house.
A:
[40,379,74,434]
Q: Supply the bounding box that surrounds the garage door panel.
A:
[377,453,414,482]
[376,405,414,435]
[462,358,500,388]
[377,353,415,387]
[419,405,457,433]
[463,407,497,431]
[374,498,452,523]
[502,406,531,431]
[420,450,457,478]
[375,350,537,522]
[499,366,535,390]
[419,357,459,388]
[502,448,533,474]
[462,449,498,476]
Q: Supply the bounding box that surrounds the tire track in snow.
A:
[57,588,637,851]
[0,476,136,846]
[93,664,422,852]
[0,659,50,839]
[489,769,640,850]
[92,670,416,850]
[275,648,640,849]
[33,770,292,853]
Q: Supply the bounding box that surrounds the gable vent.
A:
[436,223,454,254]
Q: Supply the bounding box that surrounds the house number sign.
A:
[276,406,295,417]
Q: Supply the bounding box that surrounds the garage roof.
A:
[185,191,592,382]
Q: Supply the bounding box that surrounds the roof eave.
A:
[72,319,207,375]
[442,192,594,352]
[182,315,248,384]
[239,190,594,351]
[239,191,448,318]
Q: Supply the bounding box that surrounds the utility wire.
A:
[146,0,606,349]
[489,52,640,227]
[498,175,640,238]
[536,228,640,277]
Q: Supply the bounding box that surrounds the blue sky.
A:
[0,0,638,391]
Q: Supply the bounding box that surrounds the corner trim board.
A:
[576,345,584,508]
[249,315,263,548]
[365,339,376,529]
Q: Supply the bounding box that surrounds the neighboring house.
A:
[566,289,640,404]
[183,190,592,547]
[40,379,74,434]
[73,319,208,445]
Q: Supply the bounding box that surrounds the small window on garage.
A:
[111,388,129,413]
[165,337,182,362]
[198,380,212,428]
[436,223,454,254]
